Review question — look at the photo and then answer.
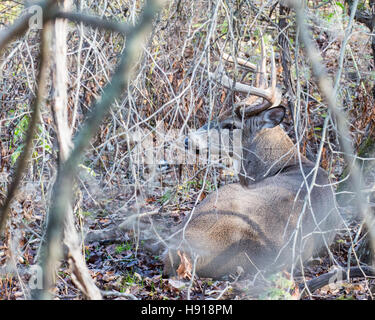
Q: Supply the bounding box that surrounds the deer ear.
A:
[261,106,285,128]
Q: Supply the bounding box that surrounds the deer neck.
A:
[239,126,304,186]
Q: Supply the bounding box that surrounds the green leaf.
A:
[11,144,24,165]
[78,164,97,177]
[336,1,345,10]
[327,12,334,21]
[220,20,228,34]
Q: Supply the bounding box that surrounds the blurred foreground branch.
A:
[292,0,375,266]
[49,0,101,300]
[32,0,165,300]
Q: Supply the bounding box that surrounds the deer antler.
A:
[256,36,267,89]
[220,52,257,72]
[209,37,281,119]
[215,40,257,71]
[235,47,281,118]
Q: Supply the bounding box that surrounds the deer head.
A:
[189,38,300,184]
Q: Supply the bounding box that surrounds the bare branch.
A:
[53,11,131,34]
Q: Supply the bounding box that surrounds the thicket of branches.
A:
[0,0,375,300]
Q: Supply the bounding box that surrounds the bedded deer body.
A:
[163,44,341,278]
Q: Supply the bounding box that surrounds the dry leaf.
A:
[198,192,206,201]
[290,285,300,300]
[176,250,192,280]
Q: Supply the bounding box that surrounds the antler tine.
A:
[216,43,257,71]
[268,46,282,108]
[235,42,281,118]
[208,69,273,99]
[221,52,257,71]
[270,47,276,96]
[256,36,267,89]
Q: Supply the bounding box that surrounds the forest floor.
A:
[0,171,374,300]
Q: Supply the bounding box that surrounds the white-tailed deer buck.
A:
[163,40,341,279]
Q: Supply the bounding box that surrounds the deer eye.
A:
[221,122,241,130]
[221,123,234,130]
